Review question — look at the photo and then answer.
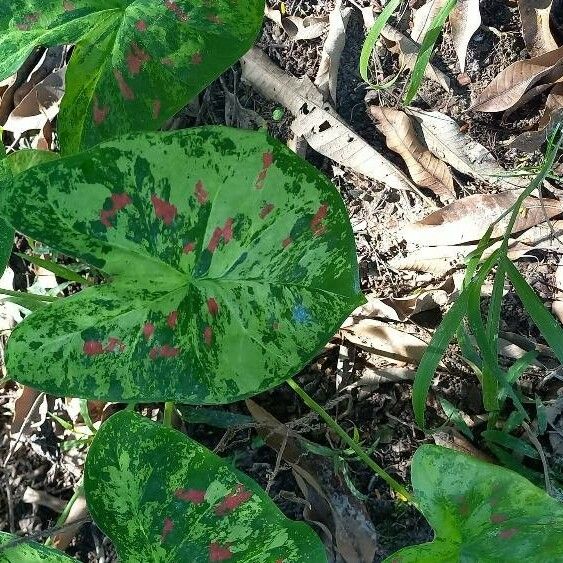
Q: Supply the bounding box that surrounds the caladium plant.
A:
[386,445,563,562]
[0,0,265,153]
[84,410,327,562]
[0,531,75,562]
[0,127,364,403]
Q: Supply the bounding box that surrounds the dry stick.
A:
[522,421,553,495]
[287,378,414,503]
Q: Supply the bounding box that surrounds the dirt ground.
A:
[1,0,563,561]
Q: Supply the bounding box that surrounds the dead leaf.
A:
[22,487,67,512]
[342,319,428,363]
[314,0,352,104]
[449,0,481,71]
[246,400,380,563]
[264,6,328,40]
[344,365,417,390]
[380,25,451,92]
[370,106,455,201]
[402,191,563,245]
[52,490,88,550]
[517,0,558,57]
[471,46,563,112]
[241,48,417,193]
[411,0,444,43]
[0,267,22,332]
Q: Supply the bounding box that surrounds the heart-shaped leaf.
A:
[1,127,363,403]
[0,1,264,153]
[385,444,563,562]
[0,531,75,561]
[85,410,327,562]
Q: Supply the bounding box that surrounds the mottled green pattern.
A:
[0,531,75,562]
[85,411,327,562]
[1,127,363,403]
[386,445,563,562]
[0,1,264,153]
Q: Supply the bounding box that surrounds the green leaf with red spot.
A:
[0,127,363,403]
[0,0,264,154]
[0,531,75,561]
[385,445,563,562]
[85,410,327,562]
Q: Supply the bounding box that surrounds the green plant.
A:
[385,445,563,561]
[0,531,75,561]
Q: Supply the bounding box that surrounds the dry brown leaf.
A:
[342,319,428,363]
[471,46,563,112]
[370,106,455,201]
[264,6,328,40]
[52,491,88,550]
[402,190,563,245]
[344,365,416,390]
[241,48,417,193]
[381,25,451,92]
[411,0,444,43]
[517,0,558,57]
[449,0,481,72]
[246,400,380,563]
[314,0,352,104]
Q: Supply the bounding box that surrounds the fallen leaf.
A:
[471,46,563,112]
[264,6,328,40]
[314,0,352,104]
[344,365,417,390]
[411,0,444,43]
[22,487,67,512]
[517,0,558,57]
[381,25,451,92]
[241,48,417,193]
[402,190,563,245]
[449,0,481,71]
[52,490,88,550]
[342,319,428,363]
[370,106,455,201]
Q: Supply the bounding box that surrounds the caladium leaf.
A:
[0,127,363,403]
[385,445,563,562]
[0,1,264,153]
[0,531,75,561]
[85,410,327,562]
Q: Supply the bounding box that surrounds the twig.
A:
[522,421,553,495]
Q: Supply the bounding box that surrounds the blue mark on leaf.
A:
[292,304,311,324]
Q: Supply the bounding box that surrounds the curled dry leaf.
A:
[314,0,352,104]
[241,48,416,193]
[342,319,428,364]
[369,106,455,201]
[471,46,563,112]
[381,25,451,92]
[517,0,558,57]
[402,190,563,246]
[264,6,328,40]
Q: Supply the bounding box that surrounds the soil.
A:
[1,0,563,562]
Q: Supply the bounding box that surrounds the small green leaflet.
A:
[385,445,563,562]
[0,531,75,562]
[85,411,327,562]
[1,127,363,403]
[0,0,264,153]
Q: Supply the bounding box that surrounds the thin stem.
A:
[44,484,83,547]
[163,402,175,427]
[287,378,415,504]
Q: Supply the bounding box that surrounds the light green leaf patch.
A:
[85,410,327,563]
[0,0,264,153]
[0,531,75,562]
[385,445,563,562]
[1,127,363,403]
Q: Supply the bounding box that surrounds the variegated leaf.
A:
[0,531,75,561]
[385,445,563,562]
[1,127,363,403]
[0,1,264,153]
[85,410,327,562]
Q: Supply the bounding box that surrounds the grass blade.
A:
[16,252,91,285]
[482,429,540,459]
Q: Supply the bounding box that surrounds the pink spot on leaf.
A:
[259,203,274,219]
[161,57,174,66]
[207,14,223,24]
[499,528,518,539]
[282,237,292,248]
[214,484,252,516]
[256,152,274,189]
[167,311,178,329]
[160,345,180,357]
[207,298,219,316]
[207,218,234,252]
[83,340,104,356]
[106,337,126,353]
[311,203,328,236]
[63,0,75,10]
[161,517,174,541]
[126,42,150,75]
[491,513,508,524]
[151,194,177,225]
[175,488,205,504]
[93,98,109,125]
[99,192,132,228]
[203,325,213,346]
[135,19,147,31]
[164,0,188,21]
[152,99,161,120]
[195,180,208,204]
[191,52,203,65]
[143,323,155,339]
[113,69,134,100]
[183,241,196,253]
[209,543,232,561]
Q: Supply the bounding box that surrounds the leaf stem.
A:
[163,402,175,428]
[287,378,414,504]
